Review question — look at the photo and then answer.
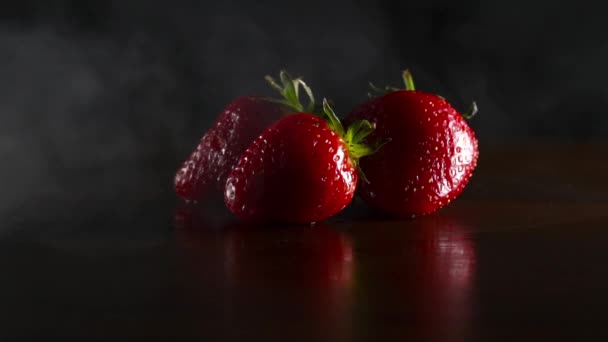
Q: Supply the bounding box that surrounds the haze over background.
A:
[1,0,606,232]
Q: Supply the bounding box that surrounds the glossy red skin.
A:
[225,113,357,224]
[347,90,478,217]
[174,96,287,201]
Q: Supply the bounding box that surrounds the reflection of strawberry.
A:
[174,71,316,201]
[174,206,354,290]
[411,219,476,340]
[351,216,475,340]
[347,70,478,217]
[222,225,355,339]
[174,212,354,340]
[174,202,229,285]
[225,100,379,224]
[223,225,353,290]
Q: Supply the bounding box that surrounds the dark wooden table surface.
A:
[1,144,608,340]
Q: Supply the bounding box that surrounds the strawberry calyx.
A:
[368,69,416,97]
[368,69,478,120]
[265,70,316,113]
[321,99,385,183]
[461,101,478,119]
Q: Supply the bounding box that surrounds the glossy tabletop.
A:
[1,144,608,340]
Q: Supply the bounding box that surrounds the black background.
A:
[1,0,606,233]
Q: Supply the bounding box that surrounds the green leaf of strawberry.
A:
[265,70,316,113]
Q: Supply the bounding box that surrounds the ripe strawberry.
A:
[174,71,316,201]
[346,70,479,217]
[225,100,378,224]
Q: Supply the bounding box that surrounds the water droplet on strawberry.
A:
[225,182,236,201]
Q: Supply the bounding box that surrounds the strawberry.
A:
[224,100,378,224]
[174,71,316,202]
[346,70,479,217]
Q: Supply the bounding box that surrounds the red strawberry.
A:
[174,71,316,201]
[225,100,378,224]
[347,70,479,217]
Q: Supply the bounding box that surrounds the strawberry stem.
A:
[265,70,316,113]
[402,69,415,91]
[369,69,479,120]
[367,69,415,97]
